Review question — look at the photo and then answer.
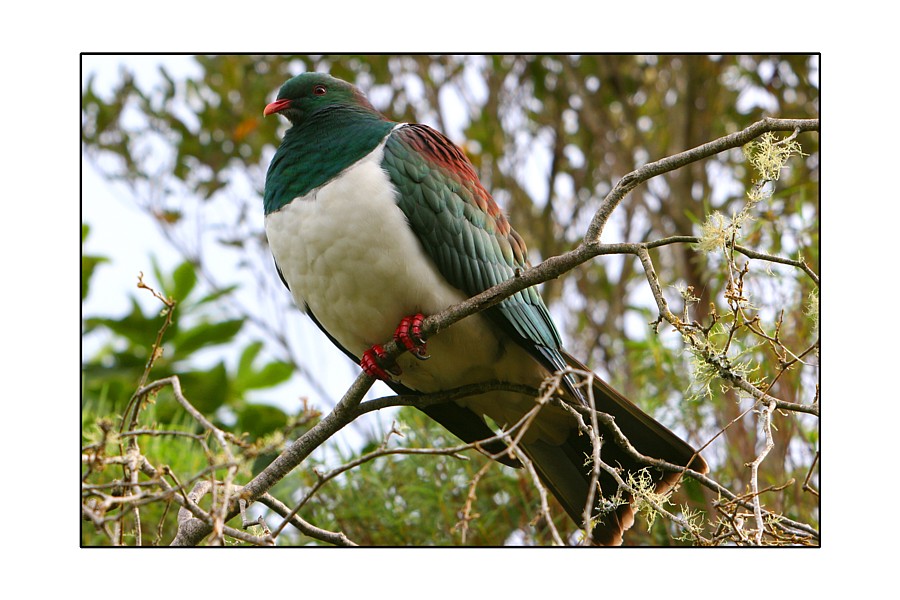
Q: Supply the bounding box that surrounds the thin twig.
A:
[748,400,777,545]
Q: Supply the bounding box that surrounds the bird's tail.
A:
[523,350,708,546]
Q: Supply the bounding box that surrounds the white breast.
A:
[265,140,561,440]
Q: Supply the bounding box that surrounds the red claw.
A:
[394,313,429,360]
[361,314,430,380]
[361,345,400,381]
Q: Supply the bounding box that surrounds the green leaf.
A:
[172,260,198,302]
[172,362,230,416]
[235,341,293,391]
[194,284,239,308]
[81,255,109,302]
[235,403,289,439]
[237,341,264,379]
[171,319,243,357]
[84,298,160,347]
[81,223,109,301]
[240,360,293,390]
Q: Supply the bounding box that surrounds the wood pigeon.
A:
[263,72,708,545]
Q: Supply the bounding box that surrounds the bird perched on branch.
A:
[263,72,707,545]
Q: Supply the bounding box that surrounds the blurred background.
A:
[81,54,819,545]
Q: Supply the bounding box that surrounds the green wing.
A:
[382,123,565,372]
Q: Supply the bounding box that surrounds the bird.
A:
[262,72,708,545]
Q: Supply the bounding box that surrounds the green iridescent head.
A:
[264,73,381,125]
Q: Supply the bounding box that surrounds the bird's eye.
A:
[313,85,327,96]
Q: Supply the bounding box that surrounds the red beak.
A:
[264,98,292,116]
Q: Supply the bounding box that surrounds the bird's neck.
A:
[264,106,395,214]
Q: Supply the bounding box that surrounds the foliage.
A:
[81,228,311,545]
[298,408,573,546]
[81,54,819,546]
[81,247,293,435]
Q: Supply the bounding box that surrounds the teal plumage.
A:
[383,123,564,363]
[263,77,393,215]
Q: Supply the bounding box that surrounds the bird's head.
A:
[263,73,382,126]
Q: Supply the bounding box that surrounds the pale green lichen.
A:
[697,211,730,253]
[673,506,706,543]
[743,131,806,183]
[628,468,671,530]
[805,289,819,332]
[699,133,806,256]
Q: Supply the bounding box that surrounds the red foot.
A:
[394,313,429,360]
[361,344,400,381]
[360,314,430,380]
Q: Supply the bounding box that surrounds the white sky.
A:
[82,55,202,316]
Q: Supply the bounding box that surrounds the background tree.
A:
[81,54,819,546]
